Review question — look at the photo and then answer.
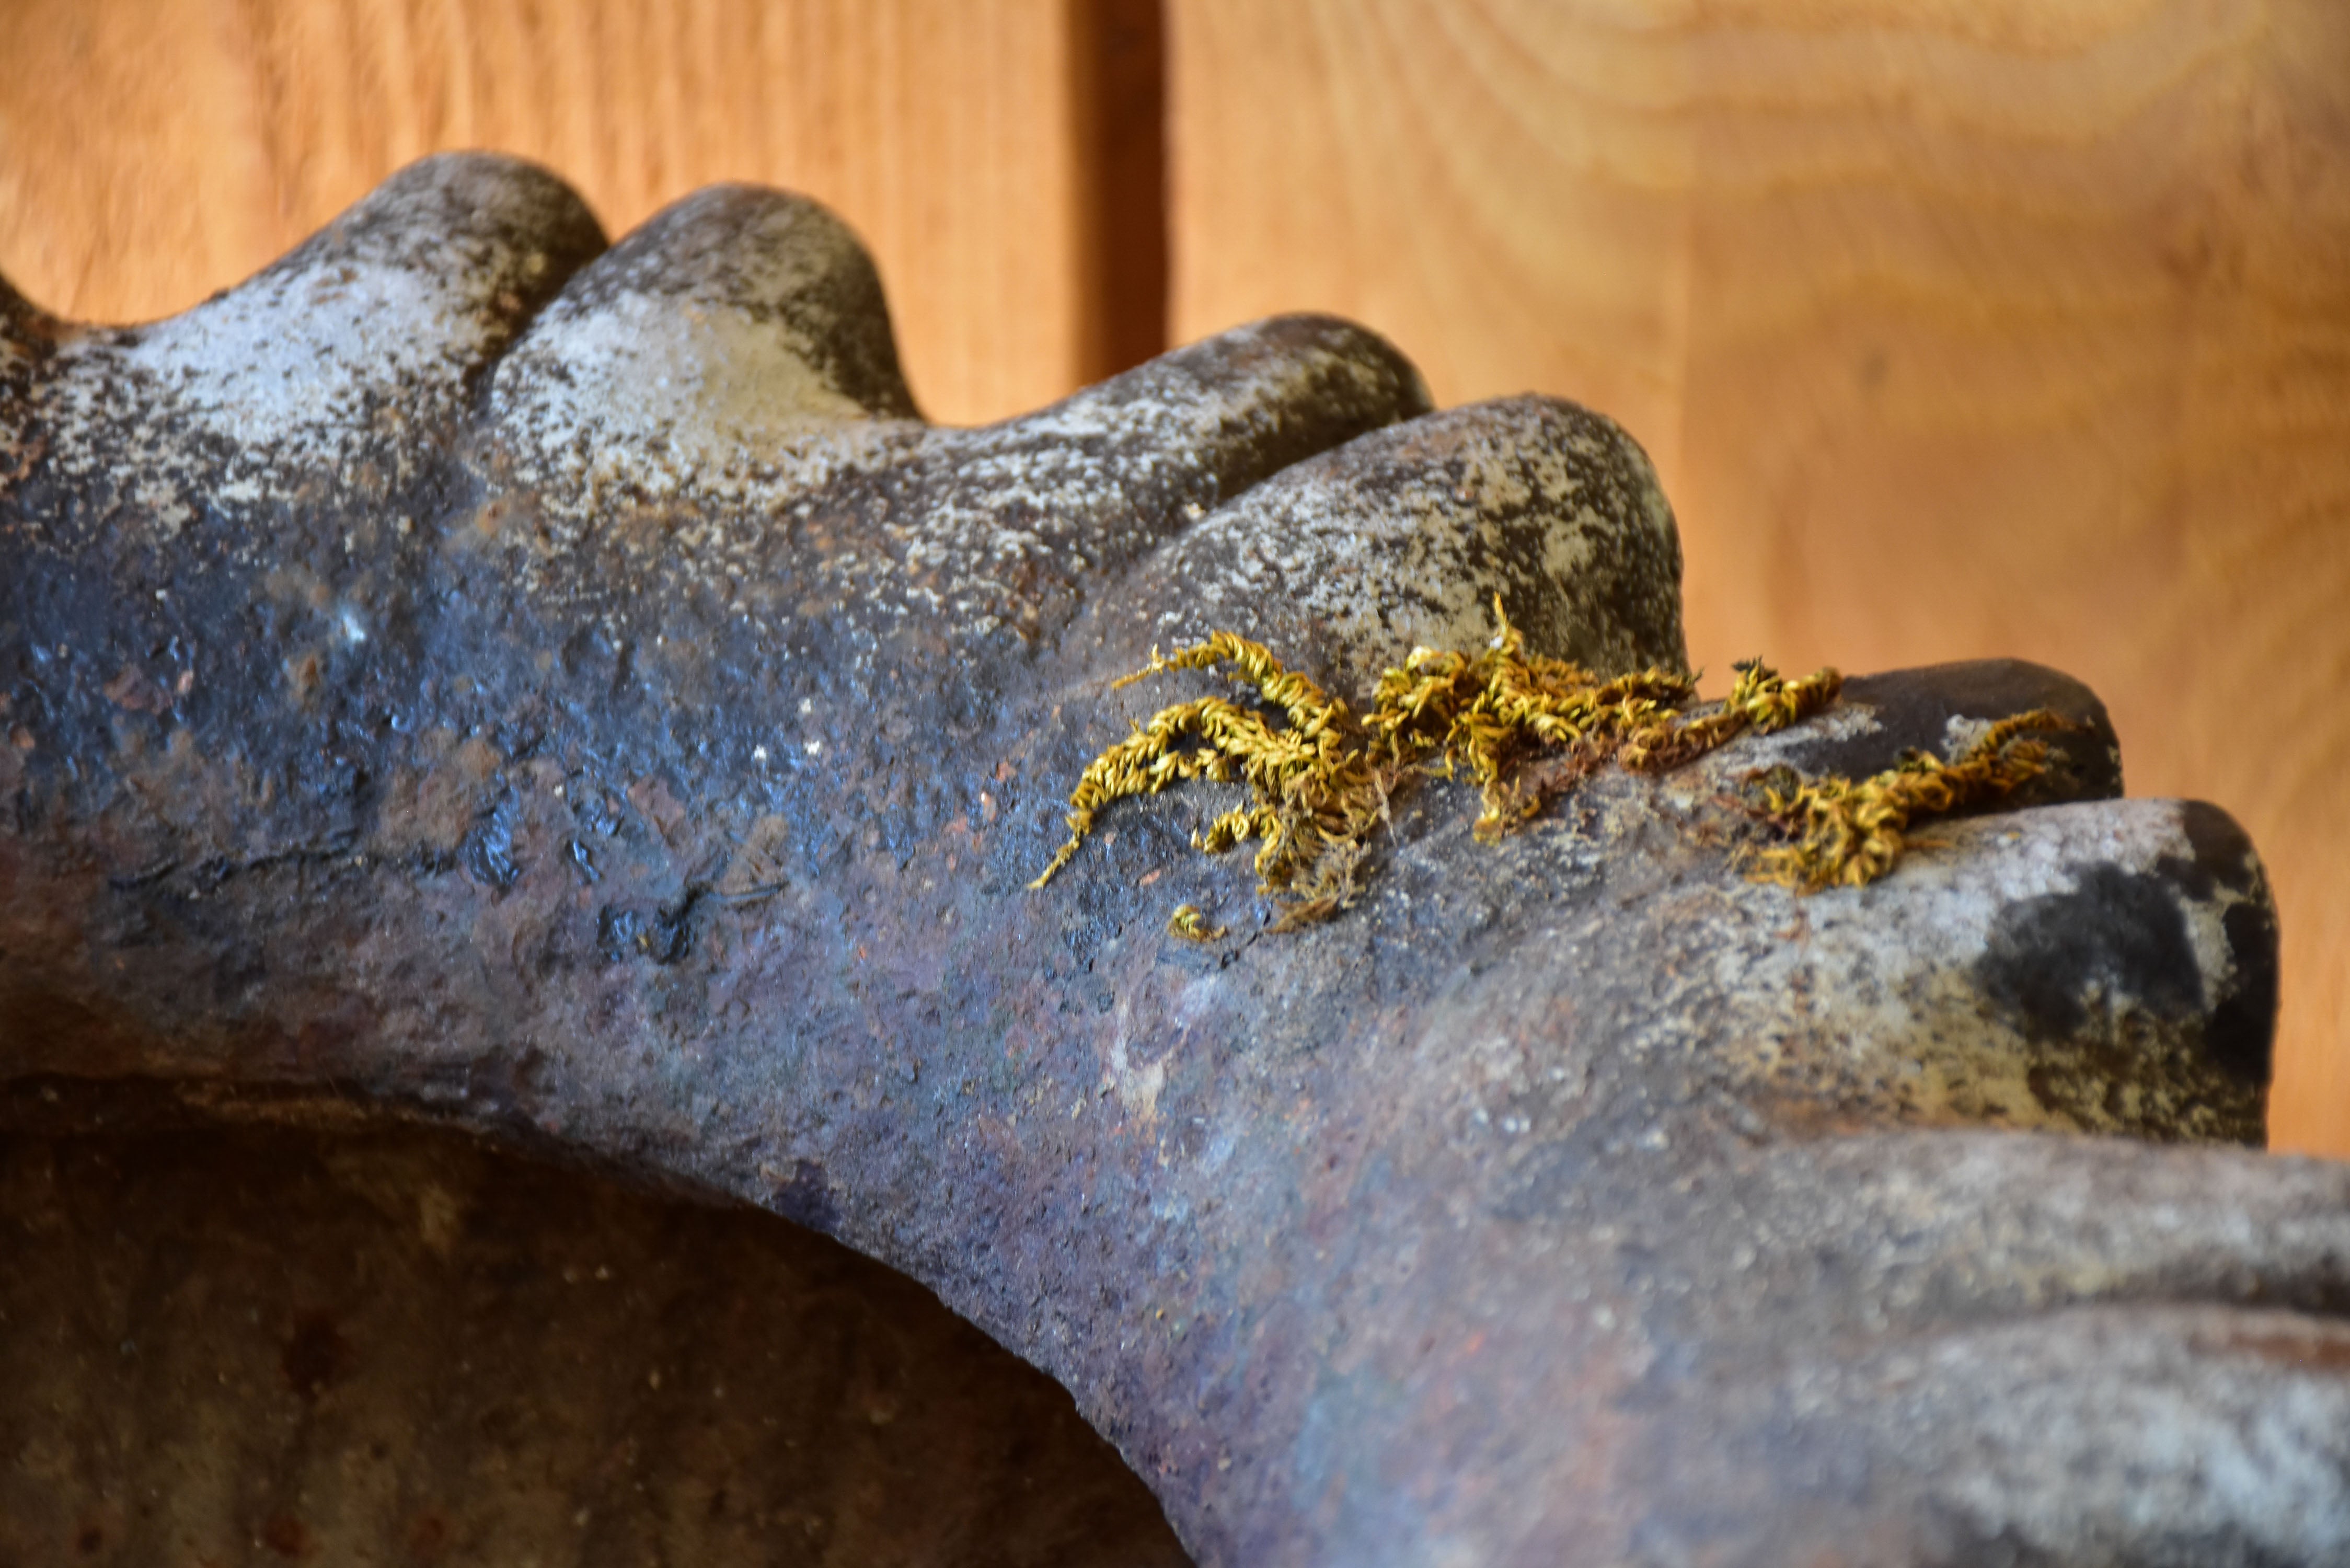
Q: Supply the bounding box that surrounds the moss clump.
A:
[1167,904,1228,941]
[1744,708,2070,890]
[1030,597,2066,927]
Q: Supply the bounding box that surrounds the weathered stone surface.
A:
[2,152,2343,1566]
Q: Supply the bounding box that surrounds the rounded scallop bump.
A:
[535,185,916,419]
[965,314,1433,534]
[1630,792,2278,1143]
[832,315,1436,638]
[99,150,605,438]
[481,186,929,520]
[492,184,917,432]
[248,151,607,317]
[1710,658,2125,813]
[14,153,606,542]
[1079,393,1686,695]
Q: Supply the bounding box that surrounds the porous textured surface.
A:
[2,153,2344,1567]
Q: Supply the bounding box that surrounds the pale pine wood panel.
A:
[0,0,1087,425]
[1169,0,2350,1156]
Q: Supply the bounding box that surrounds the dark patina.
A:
[3,155,2344,1566]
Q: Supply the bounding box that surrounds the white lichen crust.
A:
[8,154,603,555]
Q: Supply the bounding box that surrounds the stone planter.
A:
[3,154,2343,1566]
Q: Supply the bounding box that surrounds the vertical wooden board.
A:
[1169,0,2350,1155]
[1167,3,1701,481]
[0,0,1087,425]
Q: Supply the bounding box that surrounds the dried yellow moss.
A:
[1745,708,2069,891]
[1168,904,1228,942]
[1030,597,2066,927]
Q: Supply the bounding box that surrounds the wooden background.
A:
[5,0,2346,1157]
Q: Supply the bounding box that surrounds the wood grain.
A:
[0,0,1093,425]
[1169,0,2350,1155]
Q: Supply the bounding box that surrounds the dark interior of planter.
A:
[0,1114,1192,1567]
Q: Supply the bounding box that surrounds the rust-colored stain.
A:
[261,1513,310,1558]
[403,1510,451,1561]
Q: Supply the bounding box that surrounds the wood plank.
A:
[0,0,1090,425]
[1170,0,2350,1155]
